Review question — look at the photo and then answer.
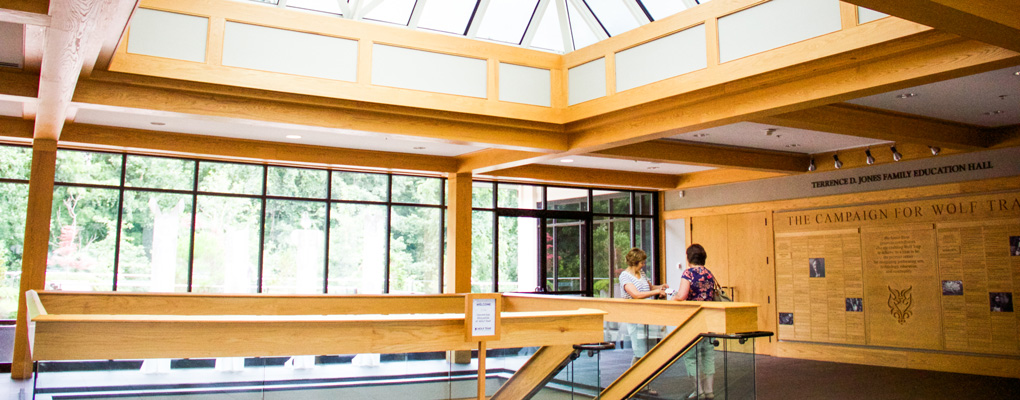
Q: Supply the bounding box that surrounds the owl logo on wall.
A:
[887,286,913,324]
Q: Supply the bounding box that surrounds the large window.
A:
[0,144,31,318]
[46,149,446,294]
[471,182,659,296]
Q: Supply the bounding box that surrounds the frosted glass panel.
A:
[127,8,208,63]
[858,7,888,24]
[568,58,606,106]
[223,22,358,82]
[616,25,707,92]
[499,63,551,107]
[718,0,841,63]
[372,45,487,98]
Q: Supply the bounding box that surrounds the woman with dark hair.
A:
[672,243,717,400]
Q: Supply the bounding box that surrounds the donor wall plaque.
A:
[862,225,942,350]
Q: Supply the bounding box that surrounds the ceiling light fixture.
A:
[413,146,426,150]
[891,145,902,162]
[692,133,709,138]
[785,144,800,148]
[285,135,302,139]
[560,159,574,163]
[896,93,918,99]
[807,158,816,172]
[765,128,777,136]
[929,146,941,156]
[983,110,1005,116]
[865,149,875,165]
[833,154,843,169]
[150,122,166,126]
[647,166,659,170]
[1014,71,1020,76]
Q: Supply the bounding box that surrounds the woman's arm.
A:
[672,280,691,301]
[623,283,664,300]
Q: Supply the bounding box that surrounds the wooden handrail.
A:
[503,292,757,327]
[29,291,609,361]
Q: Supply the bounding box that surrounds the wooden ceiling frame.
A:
[755,103,991,151]
[4,0,1020,190]
[842,0,1020,53]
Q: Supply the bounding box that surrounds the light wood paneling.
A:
[727,212,775,354]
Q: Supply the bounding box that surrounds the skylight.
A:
[242,0,706,53]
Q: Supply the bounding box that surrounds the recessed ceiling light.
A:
[285,135,302,139]
[560,159,574,163]
[896,93,918,99]
[647,166,659,170]
[785,144,800,148]
[1014,71,1020,76]
[983,110,1005,116]
[150,122,166,126]
[692,133,709,138]
[413,146,426,150]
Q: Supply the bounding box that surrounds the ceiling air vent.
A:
[0,62,20,69]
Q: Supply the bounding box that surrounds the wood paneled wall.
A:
[670,177,1020,378]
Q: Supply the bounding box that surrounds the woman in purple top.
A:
[672,244,717,400]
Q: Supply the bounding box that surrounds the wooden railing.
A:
[27,291,759,400]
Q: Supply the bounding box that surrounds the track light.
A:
[929,146,941,156]
[865,149,875,165]
[808,158,816,172]
[833,154,843,169]
[891,145,903,162]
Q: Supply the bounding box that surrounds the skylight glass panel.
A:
[363,0,417,25]
[567,0,599,50]
[287,0,343,15]
[475,0,539,44]
[638,0,692,21]
[418,0,478,34]
[530,2,565,52]
[584,0,640,36]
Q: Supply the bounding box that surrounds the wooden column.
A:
[445,172,472,294]
[11,138,58,379]
[446,173,474,365]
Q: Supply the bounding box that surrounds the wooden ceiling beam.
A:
[842,0,1020,53]
[592,140,809,173]
[675,169,789,190]
[755,103,991,150]
[72,75,569,152]
[0,0,48,16]
[567,33,1020,155]
[485,164,680,190]
[456,149,552,174]
[34,0,129,140]
[59,123,459,173]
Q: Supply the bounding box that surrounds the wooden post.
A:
[11,138,58,379]
[445,172,472,294]
[465,293,502,399]
[477,341,486,399]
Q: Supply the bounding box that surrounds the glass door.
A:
[542,217,589,295]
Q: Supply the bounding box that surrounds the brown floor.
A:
[755,355,1020,400]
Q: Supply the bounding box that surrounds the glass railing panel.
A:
[632,332,770,400]
[35,358,267,399]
